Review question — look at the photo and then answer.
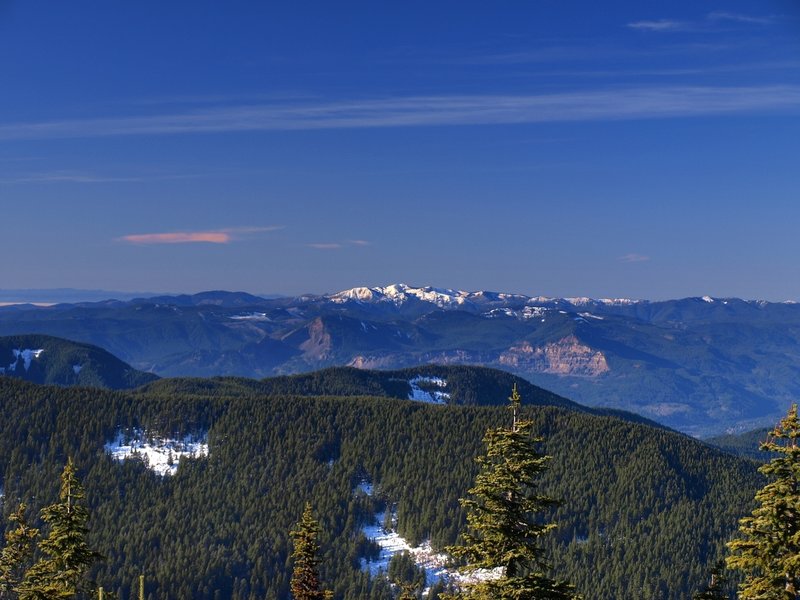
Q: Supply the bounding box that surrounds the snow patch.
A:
[566,297,639,306]
[8,349,44,372]
[565,297,592,306]
[484,308,517,319]
[361,512,502,592]
[522,306,546,319]
[578,312,604,320]
[72,364,83,375]
[229,312,269,321]
[105,429,208,476]
[355,480,375,497]
[408,376,450,404]
[484,306,547,321]
[701,296,715,303]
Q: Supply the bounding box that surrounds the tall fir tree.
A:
[0,503,39,599]
[290,503,326,600]
[18,459,101,600]
[444,385,577,600]
[727,404,800,599]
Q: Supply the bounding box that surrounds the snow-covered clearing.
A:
[105,429,208,476]
[408,376,450,404]
[355,479,375,497]
[360,511,502,593]
[5,348,45,372]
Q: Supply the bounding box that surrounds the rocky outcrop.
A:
[498,335,609,376]
[299,318,332,361]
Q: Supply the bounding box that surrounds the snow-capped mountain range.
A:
[329,284,533,308]
[327,283,638,309]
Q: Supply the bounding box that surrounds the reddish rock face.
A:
[299,317,333,361]
[498,335,609,377]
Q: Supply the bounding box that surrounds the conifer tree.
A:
[444,385,577,600]
[18,459,101,600]
[0,503,39,599]
[290,503,326,600]
[692,562,727,600]
[727,404,800,599]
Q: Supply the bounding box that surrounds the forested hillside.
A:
[0,377,760,599]
[706,427,772,461]
[0,379,760,600]
[0,335,157,389]
[137,364,665,429]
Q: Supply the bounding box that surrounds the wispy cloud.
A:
[628,20,692,32]
[307,240,371,250]
[1,85,798,141]
[708,11,778,25]
[629,12,779,33]
[118,226,283,245]
[618,253,651,263]
[307,243,343,250]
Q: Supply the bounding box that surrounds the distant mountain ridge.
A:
[1,284,799,435]
[138,364,669,434]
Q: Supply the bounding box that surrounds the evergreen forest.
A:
[0,374,763,599]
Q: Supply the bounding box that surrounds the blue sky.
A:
[1,1,799,300]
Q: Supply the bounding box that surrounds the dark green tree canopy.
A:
[0,376,763,599]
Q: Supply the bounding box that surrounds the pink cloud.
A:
[120,232,231,244]
[118,225,283,245]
